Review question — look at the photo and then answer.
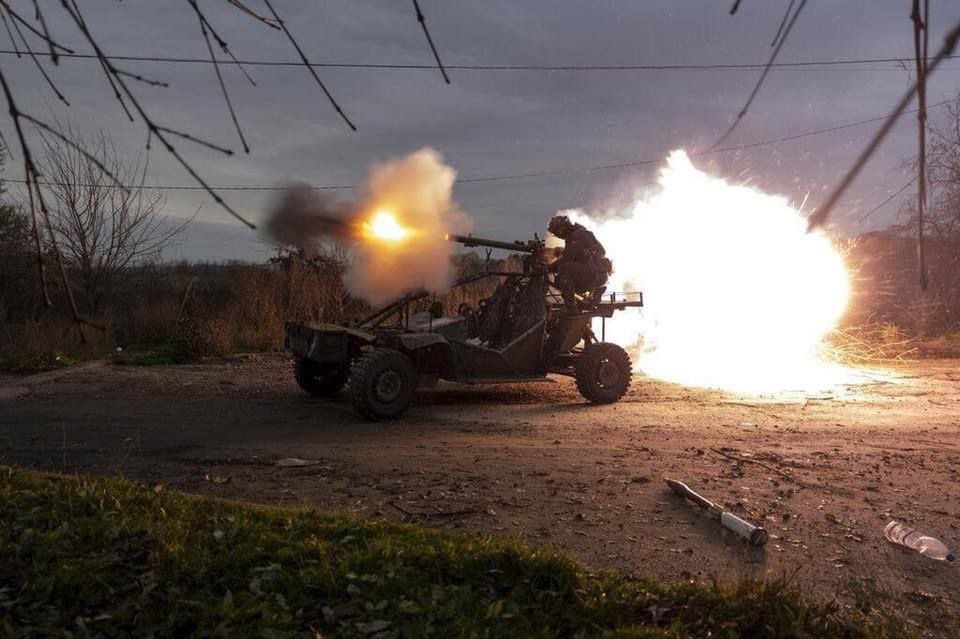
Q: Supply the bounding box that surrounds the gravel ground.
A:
[3,354,959,635]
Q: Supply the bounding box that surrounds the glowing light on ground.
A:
[568,150,856,394]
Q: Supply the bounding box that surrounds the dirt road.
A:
[3,355,959,633]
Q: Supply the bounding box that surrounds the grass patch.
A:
[0,468,908,638]
[111,341,188,366]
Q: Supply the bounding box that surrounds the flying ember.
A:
[566,150,853,394]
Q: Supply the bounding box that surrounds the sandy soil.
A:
[3,355,959,634]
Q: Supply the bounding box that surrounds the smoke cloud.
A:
[264,147,471,306]
[263,185,353,248]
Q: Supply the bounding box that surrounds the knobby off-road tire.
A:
[574,342,632,404]
[294,357,348,397]
[349,349,417,420]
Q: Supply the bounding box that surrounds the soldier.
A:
[547,215,612,312]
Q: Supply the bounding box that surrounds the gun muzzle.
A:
[446,233,540,254]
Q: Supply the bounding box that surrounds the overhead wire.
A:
[857,177,916,223]
[3,48,960,71]
[708,0,809,150]
[7,98,954,193]
[807,19,960,230]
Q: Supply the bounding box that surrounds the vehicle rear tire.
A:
[349,349,417,420]
[574,342,632,404]
[294,356,347,397]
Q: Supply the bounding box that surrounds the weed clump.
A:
[0,468,910,638]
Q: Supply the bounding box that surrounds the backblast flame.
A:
[566,150,852,394]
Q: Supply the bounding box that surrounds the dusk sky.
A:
[2,1,959,261]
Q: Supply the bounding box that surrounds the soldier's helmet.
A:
[548,215,573,237]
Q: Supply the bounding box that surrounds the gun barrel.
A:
[447,233,539,254]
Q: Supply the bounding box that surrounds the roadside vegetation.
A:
[6,99,960,373]
[0,468,909,638]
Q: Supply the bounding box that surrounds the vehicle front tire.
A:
[349,349,417,420]
[294,356,348,397]
[574,342,632,404]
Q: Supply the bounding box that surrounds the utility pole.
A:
[911,0,929,290]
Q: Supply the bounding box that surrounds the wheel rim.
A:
[374,369,403,403]
[597,358,621,388]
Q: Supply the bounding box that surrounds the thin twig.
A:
[30,0,58,63]
[227,0,281,29]
[66,0,134,121]
[193,1,257,86]
[155,125,234,155]
[187,0,248,153]
[24,114,131,194]
[261,0,356,131]
[24,171,51,307]
[412,0,450,84]
[114,68,169,88]
[57,0,256,229]
[0,66,93,338]
[0,8,21,58]
[6,8,68,105]
[0,1,73,53]
[770,0,796,47]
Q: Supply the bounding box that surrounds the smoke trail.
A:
[263,184,353,249]
[264,147,471,305]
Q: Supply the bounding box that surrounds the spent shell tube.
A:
[665,478,768,547]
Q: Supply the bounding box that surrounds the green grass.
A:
[0,468,908,638]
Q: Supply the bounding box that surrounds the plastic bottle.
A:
[884,521,956,562]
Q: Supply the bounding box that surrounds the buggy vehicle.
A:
[284,234,643,419]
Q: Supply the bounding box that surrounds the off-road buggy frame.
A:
[284,235,643,419]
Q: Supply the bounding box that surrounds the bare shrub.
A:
[39,121,187,312]
[890,95,960,334]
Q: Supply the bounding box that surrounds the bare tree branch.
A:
[0,1,73,53]
[39,121,188,311]
[808,19,960,230]
[31,0,59,63]
[0,8,21,59]
[57,0,256,229]
[114,68,169,88]
[5,5,68,105]
[261,0,357,131]
[227,0,281,30]
[412,0,450,84]
[187,0,250,153]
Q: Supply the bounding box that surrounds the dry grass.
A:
[0,252,507,371]
[826,323,919,364]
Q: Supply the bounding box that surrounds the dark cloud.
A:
[1,1,957,260]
